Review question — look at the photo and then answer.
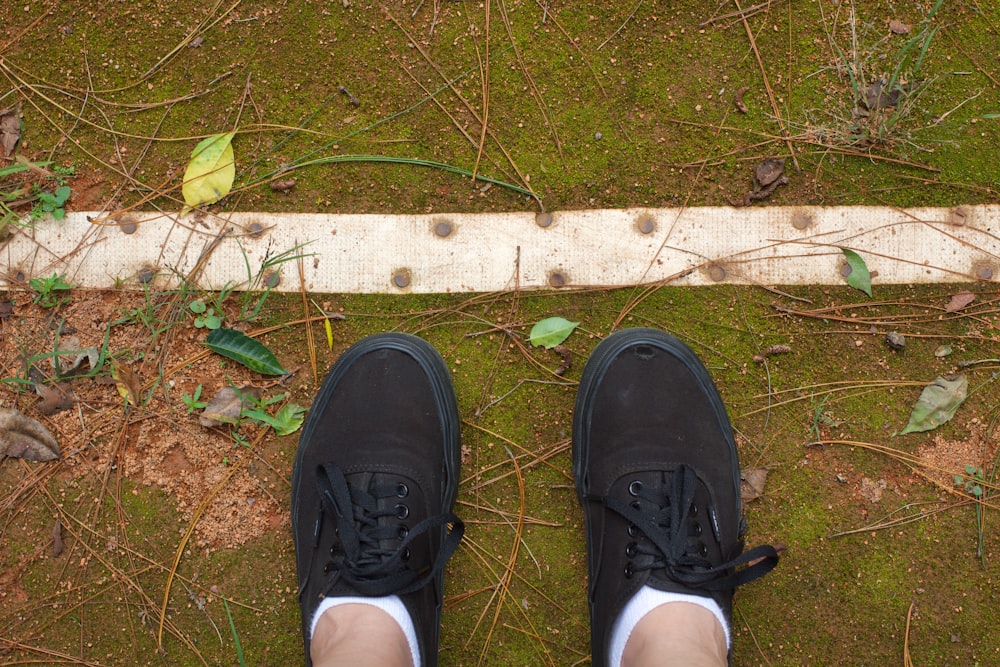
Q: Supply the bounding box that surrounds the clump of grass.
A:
[805,0,945,153]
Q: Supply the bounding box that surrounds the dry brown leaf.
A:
[0,299,12,321]
[111,363,140,406]
[753,344,792,363]
[553,344,573,376]
[754,158,785,187]
[734,86,749,114]
[50,336,100,375]
[0,109,20,156]
[0,408,60,461]
[889,19,911,34]
[945,290,975,313]
[35,382,75,416]
[52,518,63,557]
[741,466,769,501]
[199,385,260,427]
[269,178,297,193]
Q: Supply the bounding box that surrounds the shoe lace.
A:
[602,464,777,591]
[305,463,464,599]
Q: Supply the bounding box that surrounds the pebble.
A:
[594,132,602,141]
[885,331,906,351]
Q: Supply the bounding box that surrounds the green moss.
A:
[3,0,1000,661]
[7,0,998,216]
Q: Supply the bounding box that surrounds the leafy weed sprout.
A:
[31,185,71,221]
[181,384,208,414]
[30,273,73,308]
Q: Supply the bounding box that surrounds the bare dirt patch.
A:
[917,419,998,494]
[1,289,290,549]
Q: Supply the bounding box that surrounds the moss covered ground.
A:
[1,1,999,665]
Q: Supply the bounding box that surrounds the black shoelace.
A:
[301,463,464,600]
[600,464,777,591]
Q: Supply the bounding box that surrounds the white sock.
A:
[608,586,730,667]
[310,595,421,667]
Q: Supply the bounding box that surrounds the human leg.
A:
[311,603,412,667]
[292,334,464,667]
[621,601,727,667]
[572,328,779,667]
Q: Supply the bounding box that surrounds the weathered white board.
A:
[1,205,995,292]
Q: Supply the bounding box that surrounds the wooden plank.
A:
[1,205,995,292]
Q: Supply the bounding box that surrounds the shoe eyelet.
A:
[395,504,409,520]
[698,542,708,557]
[625,541,638,558]
[323,562,332,574]
[689,503,698,516]
[396,483,409,498]
[628,480,644,496]
[629,500,641,511]
[624,562,634,579]
[690,522,703,536]
[627,524,639,537]
[401,547,411,562]
[398,525,409,539]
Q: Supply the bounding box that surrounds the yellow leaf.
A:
[111,363,139,406]
[180,133,235,216]
[324,317,333,351]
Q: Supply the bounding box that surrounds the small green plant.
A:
[954,463,988,563]
[808,394,842,443]
[180,384,208,414]
[954,464,985,498]
[189,299,223,329]
[243,393,307,437]
[0,160,51,236]
[29,273,73,308]
[52,164,76,179]
[31,185,71,221]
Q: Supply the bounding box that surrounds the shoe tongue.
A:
[591,430,687,488]
[346,434,435,474]
[351,471,376,489]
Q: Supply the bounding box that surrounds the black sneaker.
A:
[292,333,464,667]
[572,328,778,667]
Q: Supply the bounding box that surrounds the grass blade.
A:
[288,154,535,197]
[223,597,246,667]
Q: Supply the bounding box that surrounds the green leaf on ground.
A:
[181,132,235,216]
[244,403,306,437]
[528,317,579,349]
[841,248,872,297]
[204,328,287,376]
[897,374,967,435]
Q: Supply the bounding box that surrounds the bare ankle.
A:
[311,604,413,667]
[622,602,727,667]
